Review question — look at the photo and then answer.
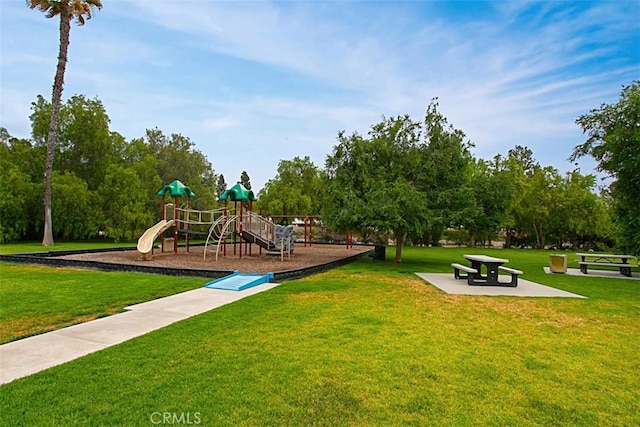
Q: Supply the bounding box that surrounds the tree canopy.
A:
[1,93,220,242]
[571,81,640,255]
[257,156,323,219]
[1,83,628,255]
[323,100,474,263]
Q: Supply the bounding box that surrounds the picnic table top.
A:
[576,253,636,260]
[464,254,509,264]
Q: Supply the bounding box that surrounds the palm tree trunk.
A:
[42,3,71,246]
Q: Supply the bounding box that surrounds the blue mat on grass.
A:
[205,271,274,291]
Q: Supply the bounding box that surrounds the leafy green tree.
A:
[118,136,163,221]
[51,171,98,240]
[415,99,475,245]
[215,174,227,200]
[518,166,563,249]
[502,147,538,248]
[98,165,152,241]
[465,157,513,246]
[324,100,474,261]
[571,81,640,255]
[499,147,611,250]
[507,145,538,175]
[30,94,115,190]
[0,168,33,242]
[27,0,103,246]
[1,127,45,182]
[324,114,427,263]
[257,156,323,218]
[548,171,612,250]
[0,129,43,241]
[138,129,217,211]
[240,171,252,190]
[0,134,31,241]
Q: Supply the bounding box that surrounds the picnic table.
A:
[451,254,522,287]
[576,253,638,277]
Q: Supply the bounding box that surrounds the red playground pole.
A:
[239,201,243,258]
[248,201,253,256]
[186,197,191,253]
[173,196,179,253]
[304,216,309,247]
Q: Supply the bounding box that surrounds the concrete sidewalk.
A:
[0,283,278,385]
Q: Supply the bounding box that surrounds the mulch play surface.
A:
[59,243,373,275]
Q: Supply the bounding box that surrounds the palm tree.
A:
[27,0,103,246]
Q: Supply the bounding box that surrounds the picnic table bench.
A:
[451,263,477,279]
[451,255,522,287]
[576,253,637,277]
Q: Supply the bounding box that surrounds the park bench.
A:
[498,266,523,287]
[576,253,637,277]
[578,261,638,277]
[451,263,478,280]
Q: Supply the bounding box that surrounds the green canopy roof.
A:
[156,180,196,198]
[219,182,256,202]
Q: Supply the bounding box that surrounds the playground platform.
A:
[0,282,278,385]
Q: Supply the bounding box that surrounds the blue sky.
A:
[1,1,638,193]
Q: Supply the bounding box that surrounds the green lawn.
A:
[1,246,639,425]
[0,240,135,254]
[0,264,204,344]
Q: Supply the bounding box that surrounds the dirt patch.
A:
[59,243,373,276]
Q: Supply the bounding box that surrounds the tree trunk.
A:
[394,229,405,263]
[43,4,71,246]
[469,229,476,247]
[504,229,512,249]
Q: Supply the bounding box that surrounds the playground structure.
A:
[136,180,300,262]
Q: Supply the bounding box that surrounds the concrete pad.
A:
[415,273,586,298]
[0,282,279,385]
[543,266,640,280]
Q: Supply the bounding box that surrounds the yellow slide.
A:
[137,220,175,258]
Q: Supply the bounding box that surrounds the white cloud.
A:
[1,0,638,192]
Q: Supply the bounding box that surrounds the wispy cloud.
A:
[1,1,637,190]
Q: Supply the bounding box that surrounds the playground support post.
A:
[156,198,166,257]
[223,207,227,257]
[258,208,264,255]
[304,215,313,248]
[248,200,253,256]
[185,198,191,253]
[239,201,243,259]
[173,196,179,254]
[346,230,353,249]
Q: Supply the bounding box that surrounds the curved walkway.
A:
[0,283,278,385]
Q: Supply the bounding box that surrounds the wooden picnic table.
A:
[575,253,637,277]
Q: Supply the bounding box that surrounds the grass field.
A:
[0,264,204,344]
[0,241,135,255]
[1,245,639,425]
